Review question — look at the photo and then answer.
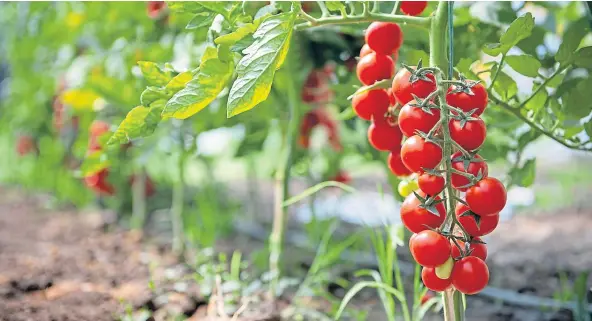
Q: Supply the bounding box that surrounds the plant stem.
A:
[172,127,186,255]
[131,168,147,230]
[294,12,431,31]
[487,54,505,91]
[269,60,300,295]
[517,65,568,109]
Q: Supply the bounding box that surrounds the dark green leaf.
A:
[556,18,590,66]
[584,119,592,137]
[574,46,592,69]
[483,13,535,56]
[493,71,517,99]
[517,129,541,150]
[227,12,296,117]
[562,78,592,120]
[510,158,536,187]
[517,26,546,56]
[505,54,541,78]
[563,125,584,138]
[163,47,234,119]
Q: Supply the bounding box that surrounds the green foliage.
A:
[483,13,535,57]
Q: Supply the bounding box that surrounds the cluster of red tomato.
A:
[352,2,506,295]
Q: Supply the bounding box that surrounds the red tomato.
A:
[450,237,488,261]
[449,117,487,151]
[88,121,111,152]
[400,135,442,173]
[387,151,413,177]
[365,22,403,55]
[400,191,446,233]
[392,68,436,106]
[357,52,395,86]
[400,1,428,16]
[84,168,115,196]
[299,109,342,151]
[360,44,373,58]
[387,88,397,106]
[451,256,489,295]
[16,135,36,156]
[418,173,445,196]
[446,83,488,116]
[352,89,390,121]
[466,177,507,216]
[302,69,333,104]
[398,102,441,137]
[147,1,166,19]
[367,117,403,152]
[331,171,351,184]
[422,267,452,292]
[410,230,451,267]
[455,203,499,237]
[450,152,488,191]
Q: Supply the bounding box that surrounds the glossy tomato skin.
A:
[392,68,436,106]
[452,256,489,295]
[365,22,403,55]
[387,88,397,106]
[449,117,487,151]
[418,173,445,196]
[400,1,428,16]
[466,177,507,216]
[360,44,373,58]
[401,135,442,173]
[410,230,451,267]
[400,191,446,233]
[368,118,403,152]
[455,203,499,237]
[387,151,413,177]
[422,267,452,292]
[398,102,441,137]
[450,152,488,191]
[446,83,488,116]
[357,52,395,86]
[451,237,487,261]
[352,89,390,121]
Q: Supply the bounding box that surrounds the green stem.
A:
[269,60,301,295]
[294,12,431,31]
[172,132,186,255]
[391,1,401,14]
[518,65,568,109]
[487,54,505,91]
[131,168,147,230]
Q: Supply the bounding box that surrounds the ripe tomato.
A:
[16,135,36,156]
[400,135,442,173]
[398,180,418,198]
[410,230,451,267]
[84,168,115,196]
[147,1,166,19]
[400,1,428,16]
[451,256,489,295]
[365,22,403,55]
[418,173,445,196]
[422,267,451,292]
[352,89,390,121]
[398,102,441,137]
[387,88,397,106]
[451,237,487,261]
[455,203,499,237]
[420,291,434,305]
[387,151,412,177]
[367,117,403,152]
[449,117,487,151]
[357,52,395,86]
[400,191,446,233]
[302,69,332,104]
[392,68,436,106]
[360,44,373,58]
[450,152,488,191]
[446,83,488,116]
[331,171,351,184]
[465,177,507,216]
[299,109,342,151]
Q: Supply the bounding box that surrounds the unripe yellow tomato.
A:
[398,179,419,197]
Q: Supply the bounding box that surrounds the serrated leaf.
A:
[483,13,534,56]
[186,13,215,30]
[505,54,541,78]
[162,47,234,119]
[107,104,164,145]
[227,12,296,117]
[325,1,345,11]
[511,158,536,187]
[80,151,110,176]
[574,46,592,69]
[61,89,100,111]
[556,19,590,66]
[215,20,260,45]
[138,61,172,86]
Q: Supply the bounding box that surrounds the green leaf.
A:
[80,151,110,176]
[556,19,590,66]
[483,13,535,56]
[166,1,204,13]
[227,12,296,117]
[107,104,164,145]
[517,26,546,57]
[493,71,517,99]
[511,158,536,187]
[525,89,548,112]
[138,61,172,86]
[562,78,592,120]
[505,54,541,78]
[162,47,234,119]
[140,86,168,106]
[517,129,541,150]
[215,21,260,45]
[186,13,215,30]
[335,281,405,321]
[325,1,345,12]
[584,119,592,138]
[574,46,592,69]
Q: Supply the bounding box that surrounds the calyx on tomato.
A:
[451,151,486,189]
[403,61,435,86]
[413,191,446,217]
[457,205,482,229]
